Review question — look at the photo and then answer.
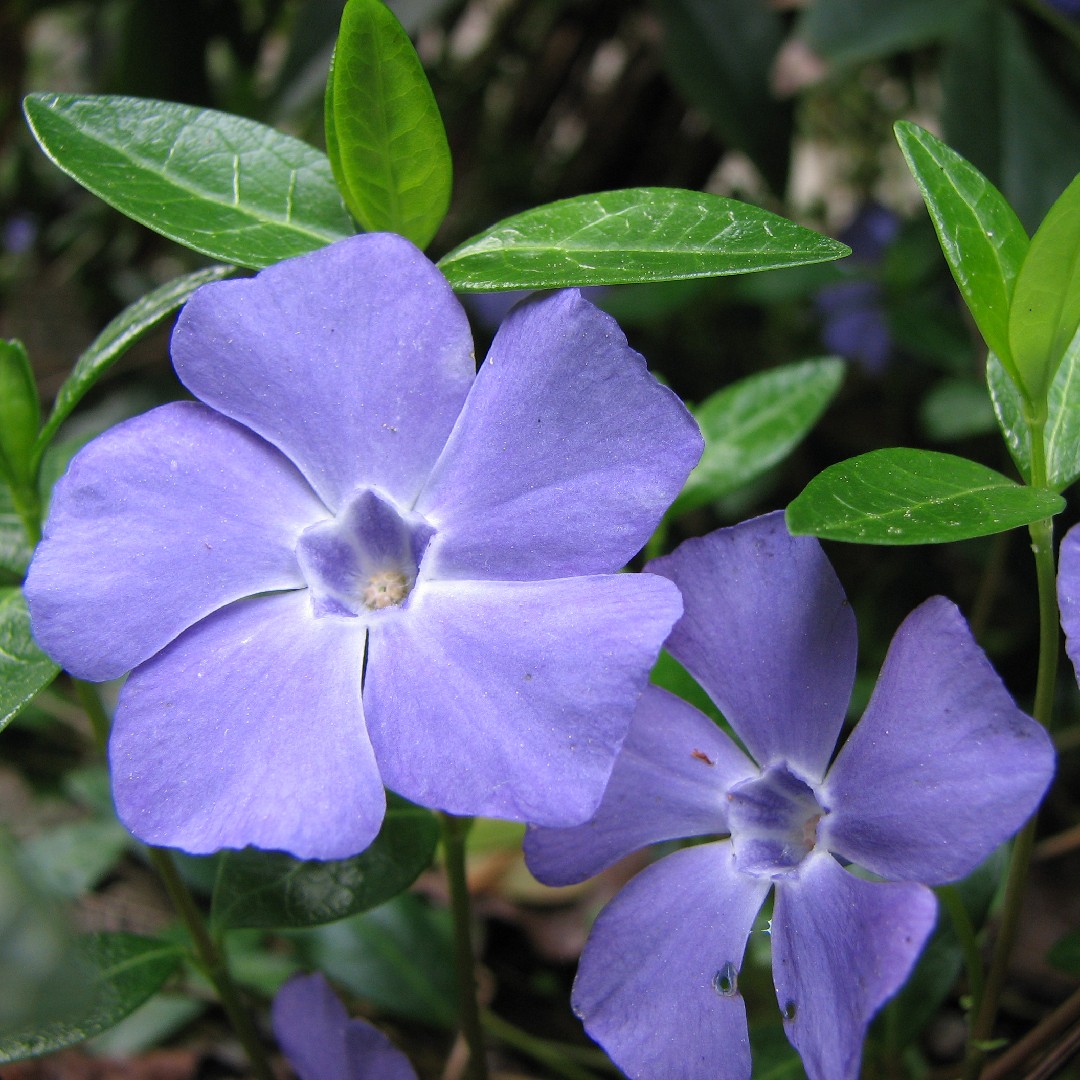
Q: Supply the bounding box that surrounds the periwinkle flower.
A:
[273,972,416,1080]
[1057,523,1080,671]
[526,511,1053,1080]
[26,233,701,859]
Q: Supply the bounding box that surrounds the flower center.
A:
[726,762,827,879]
[296,488,435,618]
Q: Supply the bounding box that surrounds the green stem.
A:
[938,884,985,1018]
[440,812,489,1080]
[963,508,1059,1078]
[73,679,275,1080]
[481,1011,605,1080]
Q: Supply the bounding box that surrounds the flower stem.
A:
[439,812,489,1080]
[481,1011,603,1080]
[73,679,275,1080]
[963,511,1059,1079]
[938,884,984,1019]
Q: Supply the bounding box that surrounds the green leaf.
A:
[19,820,132,900]
[796,0,984,67]
[0,587,60,732]
[1008,173,1080,403]
[438,188,850,291]
[1047,929,1080,977]
[988,323,1080,491]
[785,448,1064,544]
[211,804,438,930]
[920,378,997,442]
[0,341,40,487]
[0,483,33,583]
[23,93,352,269]
[32,264,234,464]
[894,121,1029,378]
[671,358,844,517]
[329,0,452,248]
[0,933,182,1063]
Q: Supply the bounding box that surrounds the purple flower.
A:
[1057,524,1080,671]
[273,973,417,1080]
[526,512,1053,1080]
[26,233,701,859]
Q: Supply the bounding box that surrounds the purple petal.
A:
[26,402,324,682]
[416,290,702,580]
[573,843,769,1080]
[1058,524,1080,683]
[364,573,683,825]
[111,591,381,859]
[820,596,1053,884]
[524,685,755,886]
[273,973,417,1080]
[172,233,475,511]
[771,853,937,1080]
[648,512,856,782]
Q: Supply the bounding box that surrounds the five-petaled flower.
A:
[26,233,701,860]
[526,511,1054,1080]
[273,972,416,1080]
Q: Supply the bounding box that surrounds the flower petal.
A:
[111,591,381,859]
[26,402,324,682]
[272,973,418,1080]
[415,290,702,580]
[524,685,755,886]
[1058,524,1080,682]
[648,511,856,781]
[771,853,937,1080]
[573,843,769,1080]
[820,596,1054,884]
[172,233,476,511]
[364,574,682,825]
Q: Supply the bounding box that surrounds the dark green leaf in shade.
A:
[894,121,1029,380]
[211,805,439,930]
[652,0,791,195]
[300,893,457,1027]
[785,448,1064,545]
[0,341,40,487]
[988,324,1080,492]
[23,94,352,269]
[796,0,984,67]
[1008,173,1080,403]
[328,0,452,248]
[670,358,844,517]
[32,265,235,467]
[0,933,182,1063]
[437,189,850,291]
[941,5,1080,234]
[1047,929,1080,977]
[0,477,34,584]
[0,588,59,733]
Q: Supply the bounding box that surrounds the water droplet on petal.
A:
[782,1000,797,1021]
[712,962,738,997]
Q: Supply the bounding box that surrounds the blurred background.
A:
[2,1,1080,1076]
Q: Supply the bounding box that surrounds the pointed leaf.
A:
[1008,173,1080,403]
[438,188,850,291]
[670,357,845,516]
[989,323,1080,492]
[211,804,438,930]
[894,121,1028,376]
[0,341,40,487]
[0,485,33,582]
[786,448,1063,544]
[329,0,452,247]
[0,933,183,1063]
[32,264,234,464]
[0,587,59,732]
[23,94,352,269]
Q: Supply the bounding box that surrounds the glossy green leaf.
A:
[32,265,234,465]
[211,804,438,930]
[1008,173,1080,403]
[0,476,33,584]
[785,448,1063,544]
[895,121,1028,380]
[0,933,182,1063]
[989,323,1080,491]
[438,188,850,291]
[329,0,452,248]
[0,341,40,487]
[0,587,59,732]
[23,93,352,269]
[797,0,983,67]
[670,358,844,517]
